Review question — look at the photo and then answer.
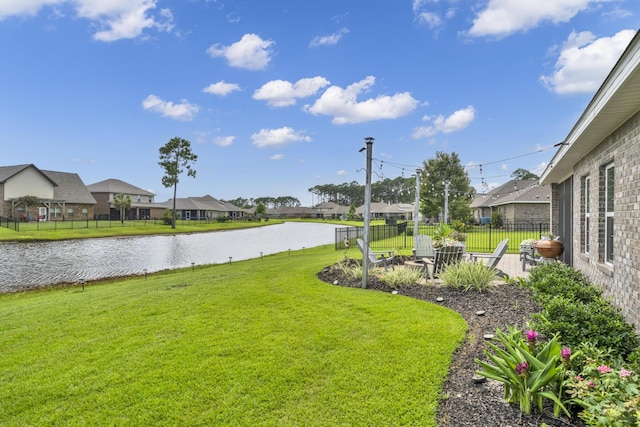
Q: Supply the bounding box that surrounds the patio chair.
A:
[423,245,463,283]
[356,238,395,270]
[468,238,509,278]
[412,235,435,261]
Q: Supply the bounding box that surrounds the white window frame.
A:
[605,163,614,264]
[583,176,590,254]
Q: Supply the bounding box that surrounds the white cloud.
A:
[0,1,175,41]
[270,154,284,160]
[207,33,274,70]
[467,0,608,38]
[203,81,241,96]
[417,12,442,29]
[141,94,199,121]
[540,29,636,94]
[309,28,349,47]
[337,169,348,176]
[412,0,456,31]
[253,76,330,107]
[213,136,235,147]
[304,76,418,124]
[251,127,311,148]
[412,105,476,139]
[501,163,509,171]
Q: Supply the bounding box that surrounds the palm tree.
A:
[113,194,131,224]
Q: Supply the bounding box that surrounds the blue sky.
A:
[1,1,637,206]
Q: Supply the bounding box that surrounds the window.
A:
[605,163,614,263]
[67,207,74,218]
[82,208,88,219]
[582,176,590,253]
[51,207,61,219]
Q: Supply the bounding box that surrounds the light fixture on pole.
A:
[361,137,374,289]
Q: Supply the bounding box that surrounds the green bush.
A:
[161,209,174,225]
[527,263,602,304]
[439,261,498,292]
[491,211,503,228]
[531,295,639,359]
[564,354,640,426]
[215,216,230,223]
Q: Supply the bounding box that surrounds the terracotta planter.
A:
[534,239,564,259]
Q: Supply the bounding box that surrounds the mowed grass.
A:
[0,245,466,426]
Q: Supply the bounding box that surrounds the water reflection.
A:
[0,222,340,292]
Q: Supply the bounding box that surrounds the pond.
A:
[0,222,341,293]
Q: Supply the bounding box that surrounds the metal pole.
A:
[414,168,420,250]
[361,137,374,289]
[444,180,450,224]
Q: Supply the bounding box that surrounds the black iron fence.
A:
[0,216,261,232]
[336,222,553,255]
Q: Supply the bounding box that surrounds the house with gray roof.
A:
[86,178,156,220]
[470,179,550,225]
[156,195,245,220]
[0,164,96,221]
[539,29,640,328]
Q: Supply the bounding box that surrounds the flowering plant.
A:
[564,358,639,426]
[475,326,570,416]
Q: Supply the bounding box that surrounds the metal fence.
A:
[0,216,261,232]
[335,222,552,255]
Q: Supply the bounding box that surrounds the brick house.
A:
[86,178,156,220]
[0,164,96,220]
[470,179,551,225]
[539,29,640,329]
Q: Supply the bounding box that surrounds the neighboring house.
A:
[156,195,245,220]
[470,179,550,225]
[0,164,96,221]
[267,206,319,219]
[86,178,156,220]
[356,202,418,220]
[539,29,640,329]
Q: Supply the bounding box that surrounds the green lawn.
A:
[0,245,466,426]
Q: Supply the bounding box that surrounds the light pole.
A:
[443,180,450,224]
[361,137,374,289]
[414,168,420,249]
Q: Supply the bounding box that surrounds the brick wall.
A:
[572,109,640,330]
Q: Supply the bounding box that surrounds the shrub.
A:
[527,263,602,304]
[491,211,503,228]
[564,356,639,426]
[440,261,498,292]
[215,216,230,223]
[377,267,424,288]
[161,209,174,225]
[531,295,640,360]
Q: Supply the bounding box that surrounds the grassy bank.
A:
[0,219,283,242]
[0,245,466,426]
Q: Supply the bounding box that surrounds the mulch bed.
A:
[317,257,581,427]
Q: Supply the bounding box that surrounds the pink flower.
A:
[575,375,583,381]
[619,368,630,378]
[525,330,538,342]
[597,365,612,374]
[561,347,571,360]
[588,381,595,387]
[515,361,529,378]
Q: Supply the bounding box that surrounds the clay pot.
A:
[534,239,564,259]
